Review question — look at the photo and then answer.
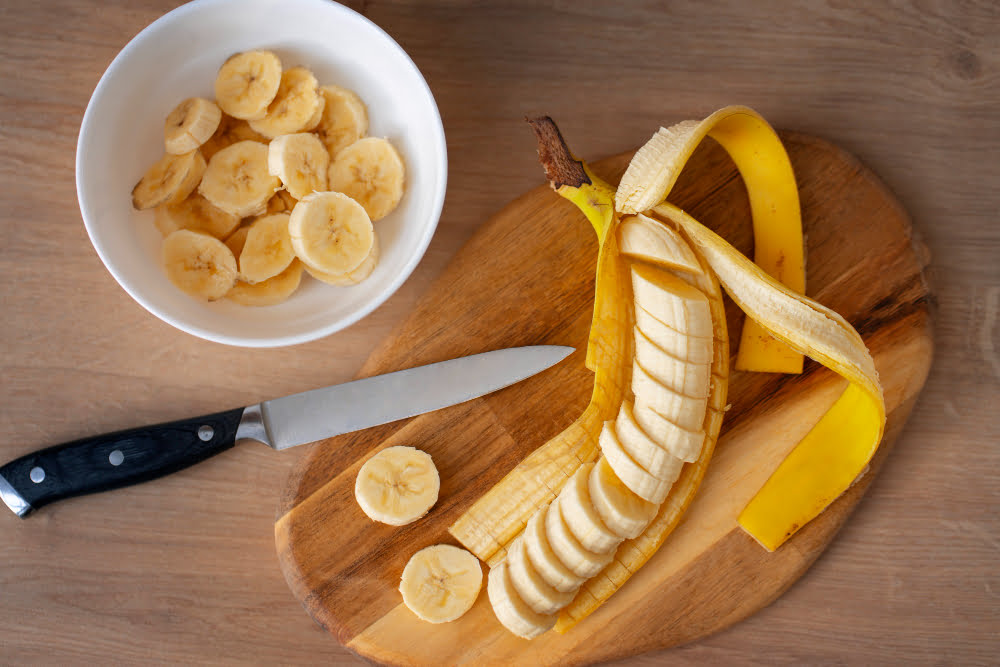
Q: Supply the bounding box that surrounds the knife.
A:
[0,345,573,517]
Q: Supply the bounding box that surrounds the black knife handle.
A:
[0,407,245,517]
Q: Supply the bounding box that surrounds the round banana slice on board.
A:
[267,132,329,199]
[161,229,238,300]
[400,544,483,624]
[226,260,303,307]
[199,140,279,218]
[214,50,282,121]
[304,233,379,286]
[327,137,404,222]
[201,114,268,162]
[164,97,222,155]
[354,445,439,526]
[315,84,368,157]
[153,193,240,239]
[239,213,295,283]
[249,67,321,139]
[288,191,374,274]
[132,150,206,210]
[487,561,556,639]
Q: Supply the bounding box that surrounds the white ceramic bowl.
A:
[77,0,446,347]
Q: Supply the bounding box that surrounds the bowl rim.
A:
[76,0,447,348]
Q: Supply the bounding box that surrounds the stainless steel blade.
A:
[255,345,573,450]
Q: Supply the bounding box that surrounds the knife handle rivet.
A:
[198,425,214,442]
[29,467,45,483]
[109,450,124,466]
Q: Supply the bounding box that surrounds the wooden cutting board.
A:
[274,132,932,665]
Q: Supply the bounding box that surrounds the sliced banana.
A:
[631,264,713,339]
[164,97,222,155]
[521,505,584,593]
[161,229,237,300]
[557,462,621,554]
[588,456,657,540]
[214,50,282,121]
[249,66,321,138]
[618,213,702,274]
[354,445,439,526]
[598,421,674,504]
[238,213,295,283]
[199,140,278,218]
[226,259,303,307]
[543,497,613,579]
[631,362,709,432]
[487,561,556,640]
[315,84,368,157]
[304,233,379,286]
[303,89,326,131]
[635,314,712,364]
[506,537,575,615]
[153,193,241,239]
[201,114,268,162]
[288,191,374,274]
[132,151,206,210]
[634,326,711,398]
[223,225,249,258]
[399,544,482,624]
[630,400,705,464]
[267,132,329,199]
[327,137,405,222]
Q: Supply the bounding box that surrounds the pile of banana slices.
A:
[131,50,405,305]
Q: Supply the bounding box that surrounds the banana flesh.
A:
[521,505,585,593]
[164,97,222,155]
[488,561,556,639]
[199,140,279,218]
[588,456,657,539]
[131,151,206,210]
[238,213,295,283]
[355,446,440,526]
[201,114,268,162]
[249,67,322,139]
[161,229,238,300]
[557,463,621,554]
[304,233,380,286]
[226,260,303,307]
[316,84,369,157]
[153,192,240,239]
[288,191,374,274]
[400,544,482,624]
[327,137,405,222]
[214,50,282,121]
[267,132,329,199]
[506,537,575,615]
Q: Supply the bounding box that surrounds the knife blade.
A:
[0,345,573,517]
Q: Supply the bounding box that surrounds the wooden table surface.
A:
[1,1,997,664]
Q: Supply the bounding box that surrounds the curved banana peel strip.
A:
[617,106,805,374]
[652,202,886,551]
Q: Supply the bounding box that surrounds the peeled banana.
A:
[400,544,482,624]
[354,446,439,526]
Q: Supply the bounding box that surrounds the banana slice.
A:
[201,114,268,162]
[153,193,241,239]
[248,66,321,138]
[164,97,222,155]
[630,400,705,464]
[522,505,584,593]
[631,362,709,432]
[635,313,712,364]
[588,456,657,540]
[616,402,689,480]
[288,191,374,274]
[161,229,238,300]
[634,326,711,399]
[315,84,368,157]
[199,140,279,218]
[556,462,621,554]
[327,137,405,222]
[226,260,303,307]
[132,151,206,210]
[354,445,439,526]
[487,561,556,639]
[599,421,674,504]
[238,213,295,283]
[506,537,575,615]
[303,89,326,131]
[618,214,702,274]
[267,132,329,199]
[400,544,482,624]
[304,233,379,286]
[631,264,713,339]
[543,497,613,579]
[214,50,282,121]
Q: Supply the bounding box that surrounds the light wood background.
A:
[0,1,996,665]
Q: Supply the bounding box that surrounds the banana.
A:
[631,264,713,339]
[288,191,374,274]
[265,189,298,215]
[153,193,240,239]
[631,362,709,432]
[223,225,249,258]
[201,114,268,162]
[327,137,405,222]
[315,84,369,157]
[199,140,279,218]
[267,132,329,199]
[303,89,326,131]
[556,462,621,554]
[521,505,585,593]
[487,561,557,639]
[543,496,613,579]
[354,445,439,526]
[214,50,282,121]
[161,229,238,300]
[164,97,222,155]
[588,456,657,539]
[614,401,688,480]
[226,260,303,307]
[635,312,712,364]
[399,544,482,624]
[630,400,705,464]
[598,421,674,504]
[131,151,206,210]
[505,537,575,615]
[633,326,711,399]
[238,212,295,283]
[618,214,701,274]
[249,66,322,138]
[305,232,379,286]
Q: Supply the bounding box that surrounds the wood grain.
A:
[1,1,997,665]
